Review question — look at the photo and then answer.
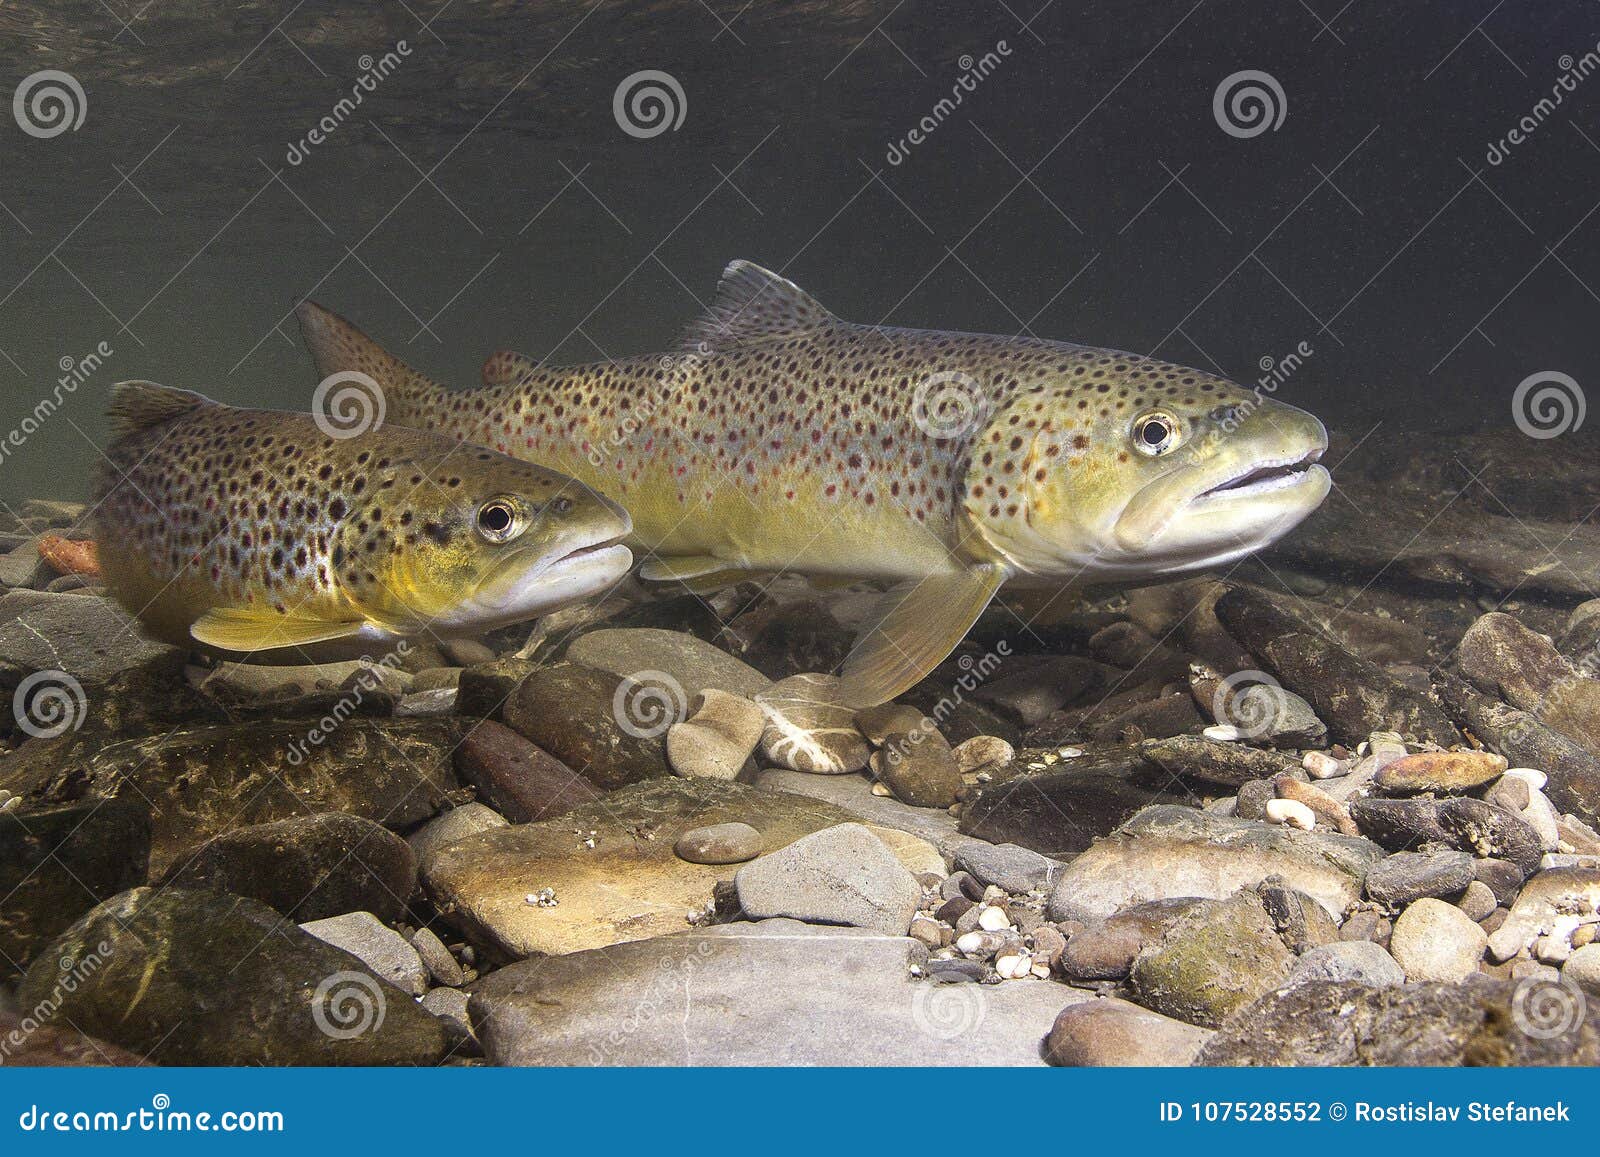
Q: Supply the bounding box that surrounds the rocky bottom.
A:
[3,468,1600,1066]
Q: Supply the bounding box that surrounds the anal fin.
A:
[190,607,374,654]
[837,564,1008,708]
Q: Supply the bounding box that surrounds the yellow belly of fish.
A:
[96,543,223,648]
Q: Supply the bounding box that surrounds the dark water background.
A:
[0,0,1595,501]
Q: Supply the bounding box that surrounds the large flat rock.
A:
[422,779,865,958]
[471,919,1094,1065]
[1047,805,1384,921]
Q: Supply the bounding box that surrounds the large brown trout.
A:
[94,381,631,655]
[297,260,1330,704]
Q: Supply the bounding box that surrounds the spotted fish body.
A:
[299,261,1331,703]
[94,382,632,655]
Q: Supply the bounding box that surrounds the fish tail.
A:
[294,300,445,423]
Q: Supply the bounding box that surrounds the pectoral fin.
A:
[190,608,374,654]
[837,564,1008,708]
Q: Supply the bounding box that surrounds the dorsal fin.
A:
[482,349,540,387]
[679,260,840,352]
[295,301,444,414]
[107,381,212,438]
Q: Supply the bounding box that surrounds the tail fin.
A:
[295,301,446,422]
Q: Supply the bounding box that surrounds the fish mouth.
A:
[1189,447,1328,506]
[470,528,633,621]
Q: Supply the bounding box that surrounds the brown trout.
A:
[297,260,1330,704]
[93,381,632,655]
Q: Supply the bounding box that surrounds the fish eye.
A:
[475,497,522,543]
[1132,411,1180,456]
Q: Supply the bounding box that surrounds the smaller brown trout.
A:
[298,261,1330,704]
[93,382,631,655]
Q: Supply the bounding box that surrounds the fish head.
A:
[963,354,1330,580]
[335,444,633,635]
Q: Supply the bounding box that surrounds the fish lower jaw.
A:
[467,542,634,628]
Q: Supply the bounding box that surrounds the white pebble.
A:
[1030,962,1052,979]
[995,953,1032,979]
[1302,751,1346,780]
[1504,767,1548,790]
[1057,746,1084,758]
[954,931,989,955]
[977,904,1012,932]
[1204,724,1246,742]
[870,781,892,797]
[1264,798,1317,831]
